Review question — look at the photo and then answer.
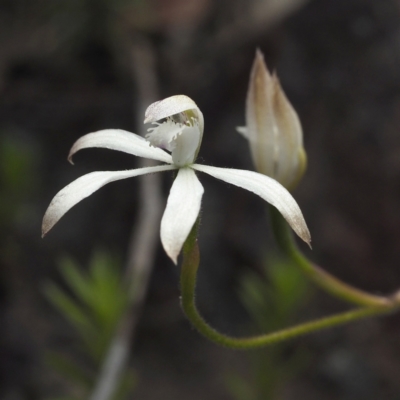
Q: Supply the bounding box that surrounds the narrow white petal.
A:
[144,95,200,124]
[161,168,204,264]
[68,129,172,164]
[42,165,176,237]
[192,164,311,245]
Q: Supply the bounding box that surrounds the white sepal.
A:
[42,165,176,237]
[160,167,204,264]
[192,164,311,246]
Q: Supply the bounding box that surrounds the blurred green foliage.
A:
[0,132,40,284]
[226,258,312,400]
[0,133,37,226]
[45,251,136,400]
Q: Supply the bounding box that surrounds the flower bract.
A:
[238,50,307,190]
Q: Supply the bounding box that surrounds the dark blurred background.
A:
[2,0,400,399]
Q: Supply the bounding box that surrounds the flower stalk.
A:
[177,49,400,350]
[180,219,395,350]
[269,205,400,308]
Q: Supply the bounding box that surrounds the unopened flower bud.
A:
[238,50,306,190]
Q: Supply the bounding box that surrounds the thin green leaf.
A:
[59,258,96,308]
[44,282,97,340]
[46,352,93,390]
[224,373,257,400]
[112,368,137,400]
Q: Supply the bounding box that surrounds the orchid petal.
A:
[192,164,311,246]
[42,165,176,237]
[161,167,204,264]
[68,129,172,164]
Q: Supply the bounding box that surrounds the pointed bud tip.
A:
[252,48,271,76]
[255,48,264,60]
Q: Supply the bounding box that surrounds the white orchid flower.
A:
[238,50,307,190]
[42,95,311,264]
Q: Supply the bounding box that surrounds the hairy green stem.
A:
[269,206,400,308]
[180,222,395,349]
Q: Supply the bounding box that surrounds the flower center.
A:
[146,112,202,167]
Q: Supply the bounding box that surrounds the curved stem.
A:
[180,224,395,350]
[270,206,400,308]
